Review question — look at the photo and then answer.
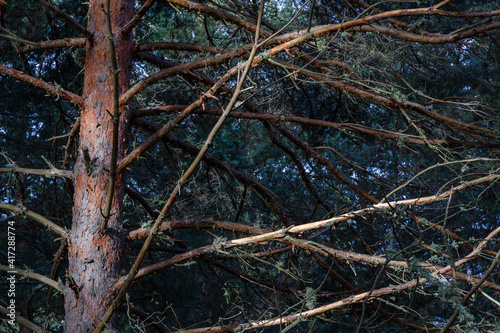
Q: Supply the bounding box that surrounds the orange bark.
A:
[63,0,134,331]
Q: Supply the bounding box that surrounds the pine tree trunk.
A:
[64,0,134,331]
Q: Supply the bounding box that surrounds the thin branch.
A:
[135,42,222,53]
[121,0,157,34]
[0,64,84,107]
[62,119,81,170]
[381,158,499,202]
[350,21,500,44]
[133,118,290,226]
[440,248,500,332]
[34,0,91,37]
[127,219,267,241]
[0,203,68,238]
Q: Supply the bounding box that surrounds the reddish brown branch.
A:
[350,21,500,44]
[20,37,86,53]
[135,106,499,148]
[160,0,271,38]
[122,43,252,104]
[128,219,267,241]
[135,42,223,54]
[0,64,84,107]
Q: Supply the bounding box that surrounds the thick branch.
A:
[0,64,84,107]
[351,20,500,44]
[168,224,500,332]
[20,37,86,53]
[123,43,252,104]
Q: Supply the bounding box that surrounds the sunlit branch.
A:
[128,219,267,241]
[0,203,69,238]
[0,265,62,292]
[350,21,500,44]
[168,225,500,333]
[0,64,84,107]
[381,158,499,203]
[0,166,73,179]
[118,176,500,283]
[123,43,253,104]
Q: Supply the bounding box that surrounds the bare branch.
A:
[20,37,86,53]
[0,166,73,179]
[0,203,69,238]
[0,64,84,107]
[135,42,222,53]
[0,265,62,292]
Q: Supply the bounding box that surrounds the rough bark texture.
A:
[64,0,134,331]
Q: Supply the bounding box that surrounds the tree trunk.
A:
[64,0,134,331]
